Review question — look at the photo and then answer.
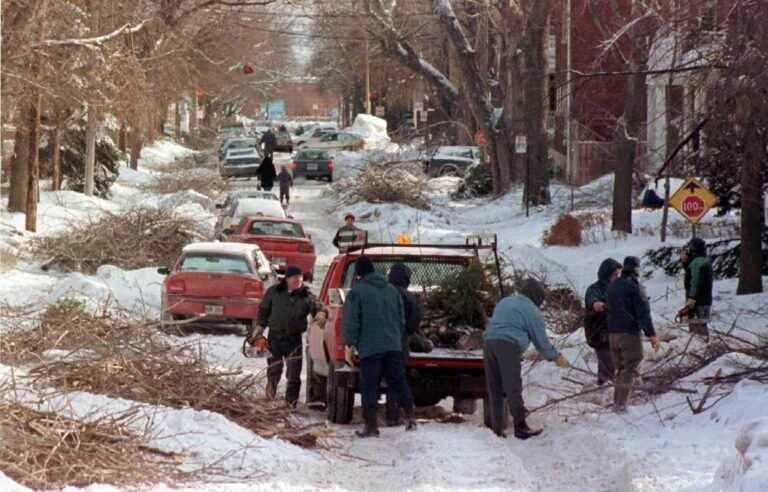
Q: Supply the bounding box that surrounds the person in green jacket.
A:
[683,238,714,338]
[342,255,416,438]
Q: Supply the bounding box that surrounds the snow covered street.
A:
[1,142,766,492]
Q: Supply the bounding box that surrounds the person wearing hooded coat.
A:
[682,237,713,337]
[584,259,623,385]
[384,263,423,426]
[260,129,277,158]
[606,256,660,413]
[483,279,570,439]
[257,154,277,191]
[342,256,417,438]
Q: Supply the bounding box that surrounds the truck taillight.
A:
[167,279,185,294]
[334,316,345,361]
[327,160,334,171]
[243,281,262,298]
[298,242,314,253]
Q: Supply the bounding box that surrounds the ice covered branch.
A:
[32,20,151,49]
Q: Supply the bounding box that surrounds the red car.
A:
[223,216,317,282]
[158,242,276,331]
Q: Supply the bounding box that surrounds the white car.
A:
[214,197,287,238]
[298,131,364,151]
[216,191,280,211]
[294,126,337,147]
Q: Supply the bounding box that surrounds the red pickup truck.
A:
[306,237,504,426]
[223,216,317,282]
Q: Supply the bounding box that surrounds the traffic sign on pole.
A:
[668,177,718,224]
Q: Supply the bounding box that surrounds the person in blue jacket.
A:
[342,256,417,438]
[483,278,569,439]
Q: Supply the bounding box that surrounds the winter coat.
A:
[260,131,277,153]
[332,224,363,249]
[277,169,293,191]
[606,272,656,338]
[257,282,325,338]
[342,272,405,358]
[584,259,622,349]
[257,156,276,190]
[685,239,713,307]
[388,265,423,336]
[483,294,559,361]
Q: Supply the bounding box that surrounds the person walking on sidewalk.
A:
[483,278,570,439]
[277,165,293,207]
[681,238,713,338]
[260,128,277,159]
[342,256,417,438]
[384,263,423,427]
[251,265,327,408]
[606,256,660,413]
[584,259,623,386]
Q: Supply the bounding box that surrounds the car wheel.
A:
[306,346,327,408]
[483,395,509,430]
[453,398,478,415]
[326,365,354,424]
[439,166,460,177]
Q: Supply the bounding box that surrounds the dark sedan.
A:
[423,146,481,177]
[291,149,334,182]
[220,147,262,179]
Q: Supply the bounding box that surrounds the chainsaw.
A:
[242,335,271,358]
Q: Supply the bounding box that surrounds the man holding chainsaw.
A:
[679,238,713,338]
[249,265,327,408]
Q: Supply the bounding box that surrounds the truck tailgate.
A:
[408,348,484,369]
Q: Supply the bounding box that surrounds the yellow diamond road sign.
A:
[669,177,718,224]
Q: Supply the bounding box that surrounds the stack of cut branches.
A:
[0,402,185,490]
[140,168,227,199]
[331,161,430,210]
[33,207,204,273]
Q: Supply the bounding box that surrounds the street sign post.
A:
[669,177,718,233]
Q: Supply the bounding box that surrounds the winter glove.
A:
[675,305,696,323]
[554,355,570,368]
[592,301,606,313]
[344,345,357,367]
[247,325,266,344]
[650,336,661,352]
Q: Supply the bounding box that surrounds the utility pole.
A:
[565,0,574,210]
[365,36,372,114]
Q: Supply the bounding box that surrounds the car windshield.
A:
[228,148,257,157]
[439,148,474,159]
[180,254,251,274]
[235,192,279,201]
[248,221,304,238]
[342,258,470,289]
[229,139,256,149]
[320,133,338,142]
[298,150,329,160]
[235,199,285,218]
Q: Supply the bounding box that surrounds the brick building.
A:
[244,79,340,120]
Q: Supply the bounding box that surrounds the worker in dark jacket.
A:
[342,256,416,437]
[257,154,276,191]
[260,129,277,158]
[277,165,293,207]
[584,259,623,385]
[252,265,326,408]
[385,263,423,426]
[682,238,713,337]
[606,256,660,413]
[483,279,569,439]
[332,213,363,251]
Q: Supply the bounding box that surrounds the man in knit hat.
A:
[342,255,416,437]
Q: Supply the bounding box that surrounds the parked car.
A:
[218,137,258,161]
[301,131,364,151]
[158,242,276,331]
[293,127,337,147]
[220,147,262,179]
[223,216,316,282]
[214,196,287,238]
[274,127,293,153]
[423,146,481,177]
[291,149,334,182]
[216,190,280,211]
[306,236,504,425]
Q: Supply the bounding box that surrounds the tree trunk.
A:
[130,127,143,171]
[736,127,765,295]
[118,121,127,153]
[174,101,182,142]
[25,93,43,232]
[190,93,198,135]
[51,125,62,191]
[8,121,29,212]
[84,107,97,197]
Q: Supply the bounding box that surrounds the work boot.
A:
[356,413,380,438]
[385,405,402,427]
[265,380,278,401]
[613,384,630,413]
[513,420,543,440]
[286,399,298,410]
[404,407,417,432]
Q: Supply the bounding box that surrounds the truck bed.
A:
[408,348,484,369]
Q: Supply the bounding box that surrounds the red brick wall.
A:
[244,81,340,119]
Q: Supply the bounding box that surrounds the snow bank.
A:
[347,114,390,147]
[0,472,30,492]
[116,166,156,187]
[46,266,163,316]
[138,140,195,169]
[158,190,214,211]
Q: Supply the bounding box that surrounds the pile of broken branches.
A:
[331,160,430,210]
[140,168,227,199]
[0,400,186,490]
[32,207,204,274]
